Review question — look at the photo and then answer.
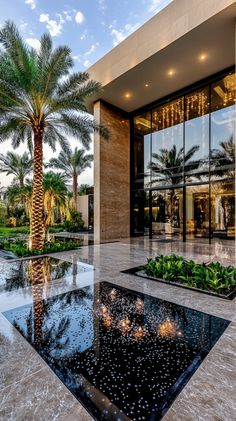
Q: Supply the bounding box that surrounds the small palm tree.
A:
[6,183,32,219]
[43,171,67,238]
[0,21,109,250]
[48,147,93,209]
[0,151,33,187]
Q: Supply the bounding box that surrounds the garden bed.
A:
[0,238,81,259]
[122,254,236,300]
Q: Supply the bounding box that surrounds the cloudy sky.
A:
[0,0,172,188]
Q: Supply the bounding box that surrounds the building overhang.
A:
[87,0,236,113]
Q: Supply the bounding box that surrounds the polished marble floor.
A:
[0,237,235,420]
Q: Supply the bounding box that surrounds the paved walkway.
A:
[0,238,235,420]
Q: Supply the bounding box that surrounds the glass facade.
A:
[131,69,235,242]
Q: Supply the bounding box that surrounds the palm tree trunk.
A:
[31,132,44,250]
[73,172,78,210]
[44,201,52,241]
[19,177,24,187]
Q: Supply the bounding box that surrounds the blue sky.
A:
[0,0,172,187]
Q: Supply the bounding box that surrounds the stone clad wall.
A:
[94,101,130,242]
[77,195,89,228]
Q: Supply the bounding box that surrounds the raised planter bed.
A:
[121,255,236,301]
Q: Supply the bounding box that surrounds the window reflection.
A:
[186,185,209,240]
[185,87,209,182]
[132,70,235,241]
[134,112,151,188]
[211,73,235,180]
[151,97,184,187]
[211,180,235,240]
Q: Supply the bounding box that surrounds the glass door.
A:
[186,185,209,240]
[151,188,183,240]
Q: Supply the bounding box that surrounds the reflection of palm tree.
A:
[30,258,45,348]
[149,145,200,185]
[149,145,199,223]
[13,309,70,354]
[5,261,28,291]
[211,136,235,232]
[211,136,235,178]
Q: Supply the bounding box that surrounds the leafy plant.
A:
[143,254,236,296]
[0,238,80,257]
[64,209,84,232]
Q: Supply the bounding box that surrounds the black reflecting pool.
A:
[3,281,229,420]
[0,256,93,293]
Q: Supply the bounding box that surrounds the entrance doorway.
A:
[151,188,183,240]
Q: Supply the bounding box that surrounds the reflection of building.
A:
[87,0,235,243]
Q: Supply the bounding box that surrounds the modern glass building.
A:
[132,69,235,242]
[87,0,236,244]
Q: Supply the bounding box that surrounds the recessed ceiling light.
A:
[125,92,131,98]
[145,83,149,87]
[200,54,207,61]
[168,69,174,76]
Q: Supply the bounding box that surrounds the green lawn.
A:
[0,226,64,237]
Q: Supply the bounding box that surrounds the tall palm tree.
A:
[0,151,33,187]
[48,147,93,209]
[43,171,67,238]
[0,21,109,250]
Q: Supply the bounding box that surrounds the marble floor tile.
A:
[0,366,92,421]
[0,236,235,421]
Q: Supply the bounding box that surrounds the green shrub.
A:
[64,209,84,232]
[143,254,236,295]
[0,238,80,257]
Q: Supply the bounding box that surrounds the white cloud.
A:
[19,21,28,31]
[83,59,91,68]
[82,42,99,68]
[75,11,85,24]
[110,22,141,47]
[98,0,107,12]
[148,0,172,13]
[80,30,87,41]
[39,13,63,37]
[73,55,80,61]
[25,0,36,10]
[63,11,72,21]
[84,42,99,57]
[26,37,40,50]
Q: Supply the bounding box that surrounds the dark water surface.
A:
[3,278,229,420]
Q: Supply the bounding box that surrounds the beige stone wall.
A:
[94,101,130,242]
[77,195,89,228]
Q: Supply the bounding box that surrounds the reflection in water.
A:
[0,257,92,293]
[31,258,45,348]
[4,282,229,421]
